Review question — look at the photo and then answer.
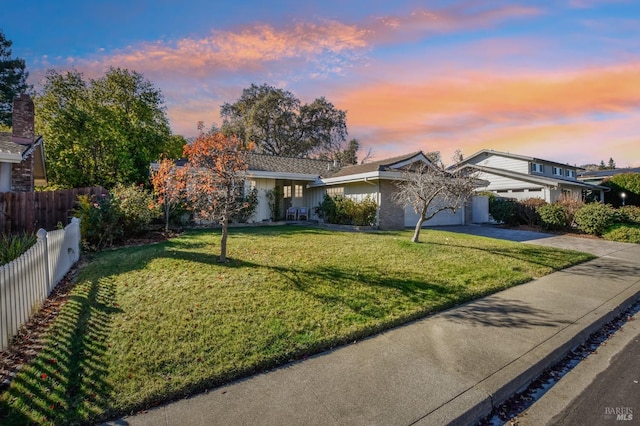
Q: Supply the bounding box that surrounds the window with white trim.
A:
[566,170,576,178]
[553,167,563,176]
[531,163,543,173]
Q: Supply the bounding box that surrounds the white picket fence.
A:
[0,218,81,351]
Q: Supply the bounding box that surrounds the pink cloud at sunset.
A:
[75,20,369,79]
[7,1,638,167]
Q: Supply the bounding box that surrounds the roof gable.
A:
[458,149,579,170]
[329,151,436,178]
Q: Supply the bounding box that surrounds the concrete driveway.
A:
[442,225,635,257]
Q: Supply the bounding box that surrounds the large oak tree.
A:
[36,67,181,188]
[220,83,348,159]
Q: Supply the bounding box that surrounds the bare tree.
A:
[393,157,479,243]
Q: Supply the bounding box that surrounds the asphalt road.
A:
[518,316,640,426]
[550,331,640,425]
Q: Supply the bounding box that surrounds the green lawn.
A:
[0,226,593,425]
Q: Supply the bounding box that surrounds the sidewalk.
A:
[107,234,640,426]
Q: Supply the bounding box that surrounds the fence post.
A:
[36,228,50,299]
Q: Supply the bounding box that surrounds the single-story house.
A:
[0,94,47,192]
[453,149,607,203]
[159,150,486,230]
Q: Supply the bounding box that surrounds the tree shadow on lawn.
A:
[441,297,571,329]
[426,241,594,272]
[0,279,121,425]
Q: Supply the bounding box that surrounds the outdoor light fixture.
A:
[621,192,626,206]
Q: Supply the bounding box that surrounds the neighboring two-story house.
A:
[454,149,606,203]
[0,94,47,192]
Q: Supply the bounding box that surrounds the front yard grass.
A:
[0,226,593,425]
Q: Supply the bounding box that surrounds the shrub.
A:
[517,198,546,226]
[234,188,258,223]
[574,203,616,236]
[489,197,518,225]
[603,173,640,207]
[316,194,378,226]
[603,224,640,243]
[0,232,37,264]
[537,203,571,231]
[616,205,640,224]
[345,196,378,226]
[111,183,159,235]
[266,187,282,221]
[75,193,124,250]
[556,197,583,227]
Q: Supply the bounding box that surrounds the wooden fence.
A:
[0,187,104,234]
[0,218,81,351]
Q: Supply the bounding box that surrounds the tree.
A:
[603,173,640,207]
[220,83,347,159]
[182,132,251,262]
[151,158,186,233]
[393,153,479,243]
[36,67,176,188]
[608,157,616,169]
[0,29,31,127]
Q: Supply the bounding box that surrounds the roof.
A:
[459,164,608,190]
[328,151,429,178]
[578,167,640,178]
[246,153,336,177]
[0,132,28,161]
[457,149,582,170]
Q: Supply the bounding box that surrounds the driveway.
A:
[442,225,635,257]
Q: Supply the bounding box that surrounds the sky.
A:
[2,0,640,167]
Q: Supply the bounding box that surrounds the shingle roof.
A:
[328,151,425,178]
[578,167,640,178]
[0,132,28,157]
[246,153,336,177]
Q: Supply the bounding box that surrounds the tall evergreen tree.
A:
[0,29,31,127]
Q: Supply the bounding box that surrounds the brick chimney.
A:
[12,93,35,145]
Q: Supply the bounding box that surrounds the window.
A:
[566,170,576,178]
[326,187,344,197]
[553,167,563,176]
[294,184,303,198]
[531,163,543,173]
[283,185,291,198]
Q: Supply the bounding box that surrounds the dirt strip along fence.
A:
[0,187,105,234]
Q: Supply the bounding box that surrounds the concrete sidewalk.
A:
[107,233,640,426]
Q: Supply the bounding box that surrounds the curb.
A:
[445,280,640,425]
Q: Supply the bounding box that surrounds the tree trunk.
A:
[219,216,229,262]
[164,198,170,234]
[411,204,427,243]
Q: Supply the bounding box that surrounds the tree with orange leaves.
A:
[182,131,251,262]
[151,157,186,234]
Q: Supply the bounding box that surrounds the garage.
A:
[404,205,465,227]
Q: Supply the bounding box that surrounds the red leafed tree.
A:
[182,132,250,262]
[151,157,186,234]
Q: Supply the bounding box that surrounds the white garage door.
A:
[404,205,465,227]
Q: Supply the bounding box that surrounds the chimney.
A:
[12,93,35,145]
